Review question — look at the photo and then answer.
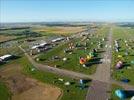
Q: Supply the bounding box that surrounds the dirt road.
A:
[86,80,110,100]
[19,46,94,80]
[0,60,62,100]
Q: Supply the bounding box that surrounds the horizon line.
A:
[1,20,134,24]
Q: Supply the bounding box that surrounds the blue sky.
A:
[0,0,134,22]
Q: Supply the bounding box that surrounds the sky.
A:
[0,0,134,23]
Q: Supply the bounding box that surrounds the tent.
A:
[131,96,134,100]
[63,57,67,61]
[64,82,70,86]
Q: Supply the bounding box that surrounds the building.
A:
[31,42,50,49]
[51,37,64,43]
[0,54,13,61]
[30,42,51,55]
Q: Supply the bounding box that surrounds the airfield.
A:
[0,23,134,100]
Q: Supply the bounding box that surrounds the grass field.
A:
[112,26,134,85]
[37,37,98,74]
[0,52,90,100]
[0,27,113,100]
[0,26,91,98]
[0,58,62,100]
[0,29,27,36]
[20,56,90,100]
[0,44,23,56]
[0,41,90,100]
[110,84,123,100]
[0,81,11,100]
[36,26,109,75]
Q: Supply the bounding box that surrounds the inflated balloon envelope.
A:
[115,89,126,99]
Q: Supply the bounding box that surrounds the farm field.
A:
[0,43,22,56]
[0,35,16,43]
[112,26,134,85]
[0,28,29,36]
[33,26,86,36]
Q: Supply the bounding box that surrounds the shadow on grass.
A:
[96,50,105,53]
[130,54,134,56]
[12,55,21,59]
[123,62,131,67]
[75,85,89,89]
[85,57,102,67]
[125,90,134,98]
[0,56,20,66]
[0,62,6,66]
[92,57,102,61]
[82,79,92,84]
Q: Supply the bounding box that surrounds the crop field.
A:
[112,26,134,85]
[0,28,41,39]
[0,43,22,56]
[0,35,16,43]
[0,29,28,36]
[33,26,86,36]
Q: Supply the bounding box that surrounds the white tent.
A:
[52,37,64,42]
[0,54,12,61]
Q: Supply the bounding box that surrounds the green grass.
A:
[0,28,29,36]
[0,54,90,100]
[37,37,99,75]
[110,84,123,100]
[0,26,110,100]
[36,26,109,75]
[112,26,134,85]
[0,81,11,100]
[39,31,62,37]
[110,84,131,100]
[18,56,90,100]
[0,45,23,56]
